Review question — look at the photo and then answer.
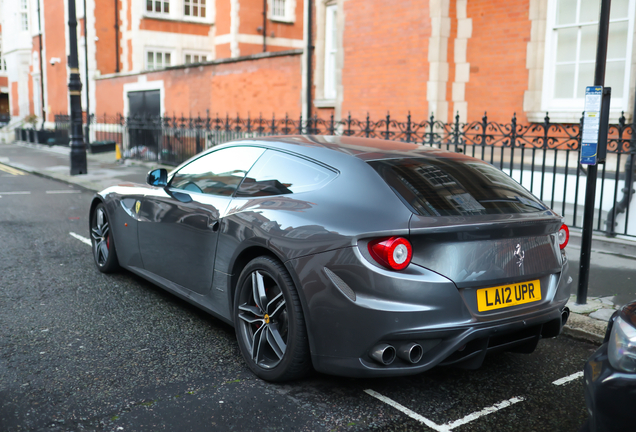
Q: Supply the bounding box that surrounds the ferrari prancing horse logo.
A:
[514,244,525,267]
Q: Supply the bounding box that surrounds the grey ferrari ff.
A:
[89,135,572,382]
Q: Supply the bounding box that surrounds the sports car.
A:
[89,135,572,382]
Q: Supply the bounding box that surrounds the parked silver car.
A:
[89,136,572,381]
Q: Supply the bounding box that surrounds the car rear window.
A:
[368,157,547,216]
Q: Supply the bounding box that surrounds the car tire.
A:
[234,256,311,382]
[90,203,120,273]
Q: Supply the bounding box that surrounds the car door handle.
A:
[210,220,220,232]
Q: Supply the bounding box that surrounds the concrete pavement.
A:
[1,140,634,345]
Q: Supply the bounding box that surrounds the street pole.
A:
[83,0,90,147]
[306,0,313,120]
[68,0,87,175]
[262,0,267,52]
[577,0,611,304]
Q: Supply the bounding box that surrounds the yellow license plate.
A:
[476,279,541,312]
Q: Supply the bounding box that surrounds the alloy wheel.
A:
[91,207,110,266]
[237,270,289,369]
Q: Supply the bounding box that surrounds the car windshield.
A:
[368,157,547,216]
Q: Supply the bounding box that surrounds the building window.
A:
[146,51,172,70]
[323,4,337,100]
[184,53,208,64]
[146,0,170,14]
[20,0,29,31]
[543,0,635,114]
[184,0,206,18]
[272,0,286,19]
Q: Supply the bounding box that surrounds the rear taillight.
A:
[368,237,413,271]
[558,224,569,249]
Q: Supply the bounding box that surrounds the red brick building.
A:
[3,0,635,127]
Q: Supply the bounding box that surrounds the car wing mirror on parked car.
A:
[147,168,168,187]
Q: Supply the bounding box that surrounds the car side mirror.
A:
[147,168,168,187]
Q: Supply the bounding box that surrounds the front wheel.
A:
[90,203,120,273]
[234,256,311,382]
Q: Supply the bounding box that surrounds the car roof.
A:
[223,135,477,165]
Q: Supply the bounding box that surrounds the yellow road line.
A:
[0,163,26,176]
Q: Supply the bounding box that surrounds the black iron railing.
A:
[51,111,636,238]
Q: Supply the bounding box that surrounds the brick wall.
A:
[340,0,431,120]
[95,52,303,117]
[464,0,531,123]
[43,0,69,122]
[94,0,119,75]
[216,0,304,58]
[139,18,211,35]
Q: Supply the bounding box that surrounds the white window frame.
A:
[183,51,209,65]
[323,4,337,101]
[145,0,171,15]
[20,0,29,31]
[269,0,296,23]
[183,0,207,19]
[541,0,636,120]
[313,0,342,110]
[142,0,214,24]
[145,49,173,71]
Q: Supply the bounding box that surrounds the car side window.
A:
[170,146,265,196]
[236,150,337,197]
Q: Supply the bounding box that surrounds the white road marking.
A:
[364,389,524,432]
[46,190,81,194]
[70,232,91,246]
[364,389,441,431]
[0,191,31,195]
[552,371,584,386]
[443,397,525,431]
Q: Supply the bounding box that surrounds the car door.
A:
[137,145,265,295]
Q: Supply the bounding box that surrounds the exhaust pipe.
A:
[370,343,396,365]
[561,307,570,326]
[397,342,423,364]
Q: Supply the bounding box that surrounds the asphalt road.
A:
[1,169,596,432]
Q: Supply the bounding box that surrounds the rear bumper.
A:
[311,306,568,377]
[584,344,636,432]
[289,246,572,378]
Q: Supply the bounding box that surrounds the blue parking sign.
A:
[580,86,603,165]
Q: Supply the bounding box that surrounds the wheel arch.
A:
[89,196,104,226]
[228,245,317,358]
[229,245,282,310]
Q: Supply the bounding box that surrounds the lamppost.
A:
[68,0,87,175]
[83,0,90,148]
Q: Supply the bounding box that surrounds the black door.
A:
[128,90,161,160]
